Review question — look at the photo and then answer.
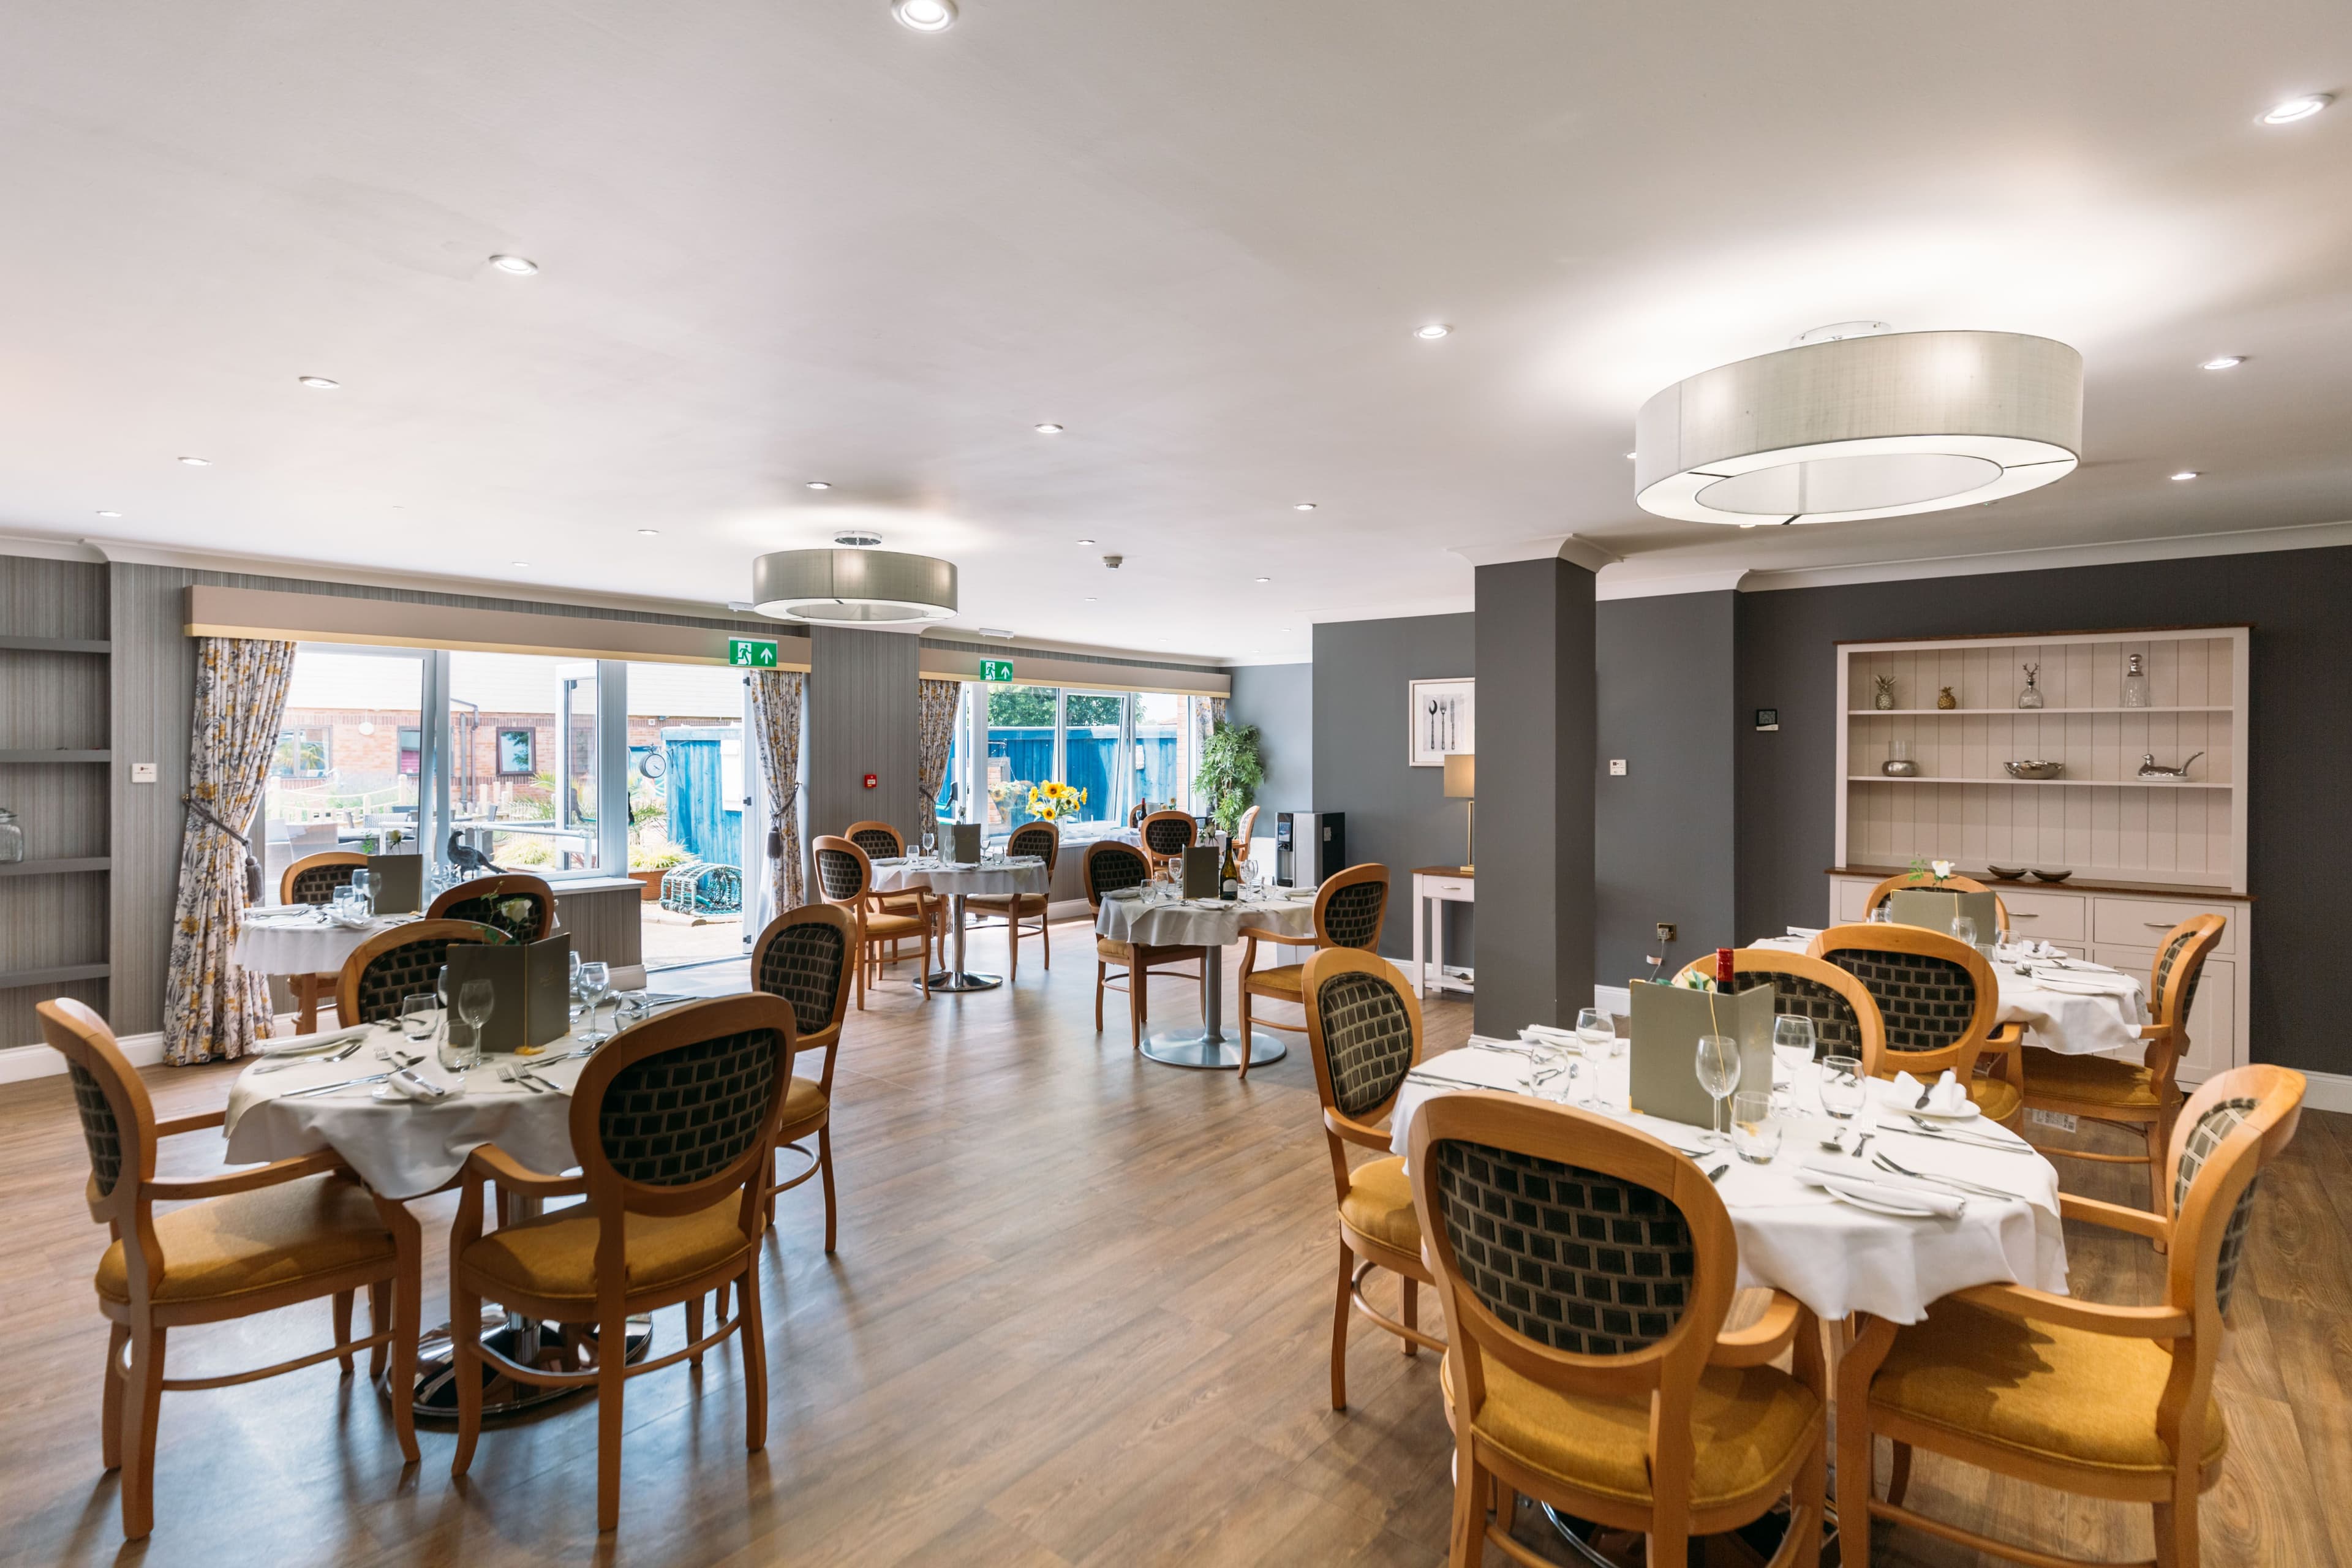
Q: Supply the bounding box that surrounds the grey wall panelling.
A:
[808,627,922,846]
[1225,662,1314,825]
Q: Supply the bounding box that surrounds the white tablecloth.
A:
[232,911,416,978]
[868,857,1049,897]
[1753,935,2147,1055]
[1093,890,1318,948]
[1391,1045,2066,1324]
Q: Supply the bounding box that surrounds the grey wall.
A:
[807,626,922,846]
[1595,592,1738,988]
[1225,662,1312,824]
[1733,542,2352,1075]
[1310,614,1476,962]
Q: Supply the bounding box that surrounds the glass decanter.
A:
[2017,663,2045,709]
[2121,652,2150,709]
[0,806,20,864]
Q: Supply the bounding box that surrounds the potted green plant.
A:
[629,845,688,901]
[1192,721,1265,838]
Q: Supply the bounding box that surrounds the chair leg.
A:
[1447,1442,1487,1568]
[1835,1324,1893,1568]
[333,1290,356,1374]
[1331,1242,1353,1411]
[119,1323,166,1541]
[597,1307,628,1531]
[450,1281,484,1479]
[2149,1114,2175,1254]
[1886,1440,1912,1506]
[1041,910,1050,970]
[1095,961,1107,1031]
[739,1255,769,1454]
[1237,987,1253,1082]
[367,1281,391,1379]
[1007,912,1019,984]
[685,1295,706,1369]
[2153,1490,2199,1568]
[388,1257,420,1464]
[1129,963,1147,1049]
[1789,1420,1829,1568]
[100,1322,129,1471]
[818,1123,839,1254]
[1401,1276,1419,1357]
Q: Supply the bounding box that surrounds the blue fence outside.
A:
[982,726,1185,825]
[663,734,743,869]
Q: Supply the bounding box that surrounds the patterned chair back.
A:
[2150,914,2226,1037]
[1673,949,1887,1077]
[426,873,557,942]
[1139,810,1195,864]
[1300,948,1422,1129]
[1233,804,1259,858]
[36,998,155,1226]
[1406,1092,1738,1446]
[1082,840,1152,910]
[843,821,904,861]
[1313,863,1390,952]
[336,919,505,1025]
[1005,821,1059,870]
[751,903,854,1051]
[810,836,872,906]
[568,994,796,1220]
[281,851,365,908]
[2162,1065,2302,1332]
[1807,922,2000,1080]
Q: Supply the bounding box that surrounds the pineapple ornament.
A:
[1936,686,1958,710]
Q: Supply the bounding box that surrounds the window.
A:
[262,647,425,900]
[627,662,749,970]
[1060,692,1120,826]
[494,727,535,776]
[1133,692,1186,813]
[273,726,332,778]
[984,684,1057,832]
[447,652,598,875]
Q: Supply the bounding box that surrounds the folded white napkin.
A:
[1408,1047,1536,1091]
[1785,925,1823,940]
[1796,1154,1965,1217]
[1879,1069,1971,1116]
[2026,970,2138,996]
[383,1067,457,1102]
[256,1025,372,1058]
[607,963,649,992]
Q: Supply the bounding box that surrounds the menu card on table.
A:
[1182,845,1220,899]
[1887,887,1999,941]
[443,933,573,1054]
[951,823,982,864]
[1626,979,1774,1129]
[365,853,424,914]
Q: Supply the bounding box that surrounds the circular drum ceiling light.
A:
[752,548,957,625]
[1634,328,2082,526]
[892,0,957,30]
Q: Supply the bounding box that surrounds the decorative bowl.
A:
[1985,864,2028,881]
[2030,869,2074,883]
[2004,760,2065,780]
[1880,759,1920,777]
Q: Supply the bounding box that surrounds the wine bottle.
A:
[1220,835,1239,900]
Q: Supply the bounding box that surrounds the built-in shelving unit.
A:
[0,749,111,763]
[0,857,111,878]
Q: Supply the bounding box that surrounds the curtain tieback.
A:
[183,795,264,903]
[767,783,798,861]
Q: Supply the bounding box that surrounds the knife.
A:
[281,1071,394,1098]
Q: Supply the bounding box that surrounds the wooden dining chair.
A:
[1668,948,1887,1071]
[1807,922,2025,1126]
[1408,1091,1827,1568]
[841,818,936,968]
[965,819,1058,982]
[1299,948,1441,1411]
[334,918,506,1026]
[750,902,855,1250]
[1232,804,1260,867]
[1084,839,1204,1049]
[426,871,558,941]
[1833,1063,2305,1568]
[448,993,796,1532]
[1138,808,1196,869]
[812,835,932,1007]
[1237,862,1389,1083]
[278,850,369,1031]
[1861,870,2012,932]
[2021,913,2227,1231]
[38,997,423,1541]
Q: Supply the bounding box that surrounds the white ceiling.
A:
[1,1,2347,663]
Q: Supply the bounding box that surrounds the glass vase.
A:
[0,807,20,864]
[2018,665,2044,709]
[2121,653,2150,709]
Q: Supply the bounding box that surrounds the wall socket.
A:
[1655,922,1677,943]
[130,762,157,784]
[2027,1109,2078,1133]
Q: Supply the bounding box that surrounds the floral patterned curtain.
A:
[163,637,297,1064]
[748,669,805,911]
[916,679,959,831]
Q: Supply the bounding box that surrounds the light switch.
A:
[130,762,158,784]
[1608,759,1627,776]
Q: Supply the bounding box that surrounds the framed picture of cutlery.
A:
[1408,677,1474,767]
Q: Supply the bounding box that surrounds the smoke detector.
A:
[833,529,883,548]
[1102,553,1123,569]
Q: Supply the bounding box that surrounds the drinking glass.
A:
[432,968,458,1070]
[1772,1014,1816,1101]
[920,828,937,860]
[578,961,612,1044]
[399,994,439,1057]
[1532,1040,1575,1103]
[1819,1055,1866,1123]
[1730,1091,1781,1164]
[1694,1033,1741,1146]
[1951,914,1979,948]
[349,869,372,916]
[453,979,494,1071]
[1867,901,1891,924]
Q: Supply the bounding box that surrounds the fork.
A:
[1872,1150,2021,1200]
[497,1065,546,1093]
[254,1038,366,1074]
[1902,1116,2035,1153]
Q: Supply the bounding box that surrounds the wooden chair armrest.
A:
[1325,1108,1393,1152]
[1950,1281,2191,1340]
[146,1147,351,1200]
[2059,1191,2171,1241]
[1235,925,1299,945]
[1709,1291,1807,1367]
[155,1109,228,1139]
[460,1144,587,1200]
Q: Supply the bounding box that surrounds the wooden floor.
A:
[2,920,2347,1567]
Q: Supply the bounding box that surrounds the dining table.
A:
[1093,887,1319,1069]
[231,906,418,1031]
[867,854,1050,992]
[1754,932,2149,1057]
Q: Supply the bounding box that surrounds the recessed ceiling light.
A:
[512,560,531,567]
[1294,502,1317,511]
[297,375,339,390]
[2260,93,2333,124]
[1624,451,1637,460]
[2199,356,2245,371]
[805,481,832,491]
[1255,576,1271,583]
[489,254,538,275]
[891,0,957,30]
[1084,595,1098,601]
[1074,538,1096,546]
[1035,423,1064,434]
[638,528,660,536]
[1413,323,1451,340]
[177,456,211,466]
[2170,470,2201,481]
[96,510,121,518]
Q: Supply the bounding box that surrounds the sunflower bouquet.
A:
[1025,780,1088,821]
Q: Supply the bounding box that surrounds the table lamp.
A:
[1443,753,1474,873]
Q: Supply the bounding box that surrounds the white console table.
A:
[1409,866,1474,998]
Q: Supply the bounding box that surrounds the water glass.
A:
[1694,1033,1742,1146]
[452,979,494,1068]
[1819,1055,1866,1123]
[578,961,612,1044]
[349,869,372,916]
[399,994,439,1055]
[1951,914,1979,948]
[1730,1091,1781,1164]
[1532,1041,1575,1102]
[1867,901,1891,924]
[920,829,937,859]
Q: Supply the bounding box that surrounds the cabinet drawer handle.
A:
[2144,921,2177,930]
[2008,913,2038,919]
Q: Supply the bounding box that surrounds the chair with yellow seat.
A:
[425,870,559,941]
[1833,1063,2305,1568]
[1231,803,1260,867]
[1084,839,1204,1048]
[334,918,506,1025]
[812,835,932,1006]
[964,818,1058,981]
[1861,869,2013,933]
[1299,947,1440,1410]
[750,901,854,1251]
[37,997,424,1542]
[279,850,367,1030]
[2021,913,2225,1229]
[1667,948,1887,1069]
[1237,861,1389,1083]
[448,993,796,1532]
[1138,807,1196,870]
[842,819,935,963]
[1807,922,2026,1126]
[1407,1090,1827,1567]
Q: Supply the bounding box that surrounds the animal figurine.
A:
[2136,752,2205,780]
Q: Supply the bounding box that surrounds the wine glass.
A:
[1694,1034,1742,1147]
[1819,1055,1866,1123]
[578,961,612,1044]
[399,994,439,1059]
[1867,900,1891,924]
[453,979,494,1071]
[349,869,372,917]
[1771,1014,1817,1101]
[920,827,937,861]
[1950,914,1979,949]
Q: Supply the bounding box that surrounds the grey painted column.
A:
[807,626,922,844]
[1471,554,1597,1035]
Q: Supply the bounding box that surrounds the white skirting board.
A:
[0,1014,300,1085]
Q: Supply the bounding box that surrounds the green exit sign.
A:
[979,657,1015,683]
[728,637,779,668]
